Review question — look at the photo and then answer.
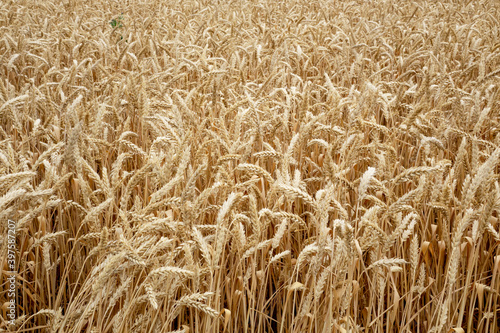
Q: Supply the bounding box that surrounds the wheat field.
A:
[1,0,500,332]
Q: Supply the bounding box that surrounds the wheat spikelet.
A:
[385,183,423,218]
[216,192,239,225]
[463,147,500,208]
[231,221,247,252]
[358,166,376,201]
[144,283,158,310]
[253,150,282,159]
[297,289,313,321]
[177,299,220,318]
[486,224,500,242]
[392,164,443,185]
[149,267,195,279]
[400,215,418,243]
[213,226,227,267]
[410,235,420,281]
[232,213,252,226]
[273,211,306,228]
[269,250,291,265]
[42,241,52,271]
[236,163,274,184]
[0,187,26,211]
[81,197,113,228]
[30,230,68,250]
[296,243,318,270]
[275,182,316,208]
[366,258,408,271]
[192,226,212,264]
[248,194,261,242]
[272,218,289,249]
[314,267,330,301]
[64,122,82,169]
